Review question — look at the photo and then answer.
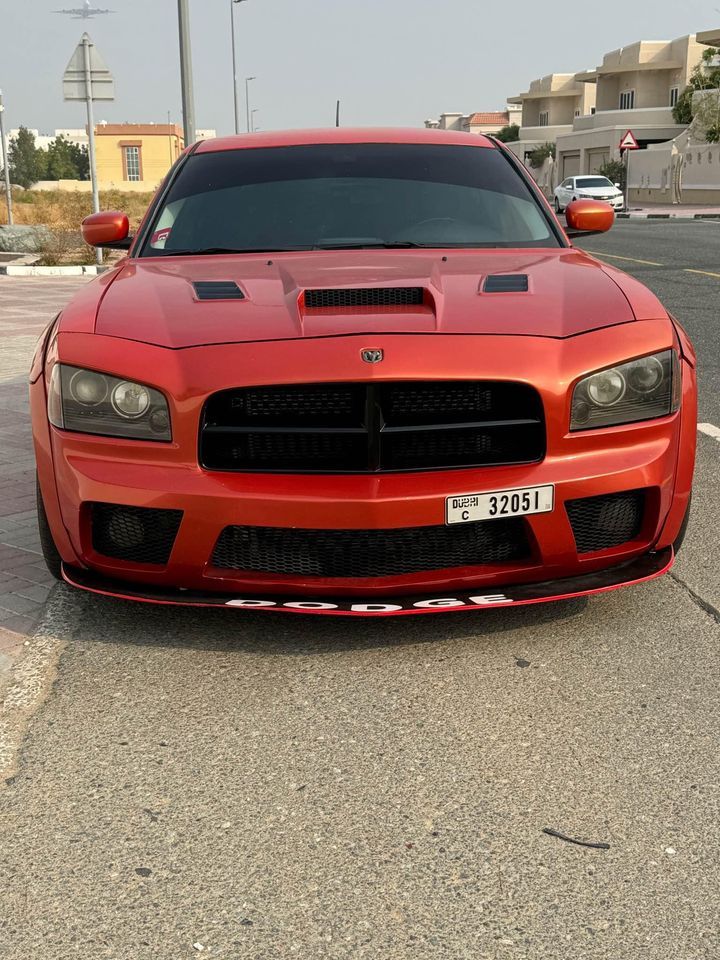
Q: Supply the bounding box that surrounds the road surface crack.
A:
[670,572,720,626]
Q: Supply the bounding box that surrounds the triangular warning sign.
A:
[63,33,115,102]
[619,129,639,150]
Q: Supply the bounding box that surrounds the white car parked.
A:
[553,176,624,213]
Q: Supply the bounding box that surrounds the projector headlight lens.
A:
[111,381,151,419]
[69,369,108,406]
[586,369,626,406]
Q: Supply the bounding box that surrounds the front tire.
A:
[672,496,692,556]
[37,476,62,580]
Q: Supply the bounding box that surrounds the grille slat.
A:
[201,381,545,473]
[211,520,531,578]
[304,287,423,309]
[567,491,645,554]
[91,503,183,565]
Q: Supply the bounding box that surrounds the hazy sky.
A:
[2,0,720,136]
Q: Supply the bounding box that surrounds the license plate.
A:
[446,484,554,525]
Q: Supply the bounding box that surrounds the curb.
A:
[612,212,720,221]
[0,264,109,277]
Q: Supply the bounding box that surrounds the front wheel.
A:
[37,476,62,580]
[672,495,692,556]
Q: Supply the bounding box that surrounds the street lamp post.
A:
[251,108,259,132]
[245,76,256,133]
[0,90,13,226]
[230,0,249,135]
[177,0,196,145]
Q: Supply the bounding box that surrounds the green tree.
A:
[528,142,555,169]
[599,158,626,190]
[672,47,720,125]
[495,124,520,143]
[7,126,45,188]
[45,135,90,181]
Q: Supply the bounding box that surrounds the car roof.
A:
[194,127,496,155]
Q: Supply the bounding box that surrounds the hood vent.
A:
[304,287,424,309]
[194,281,245,301]
[483,274,529,294]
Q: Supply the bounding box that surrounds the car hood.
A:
[86,249,643,348]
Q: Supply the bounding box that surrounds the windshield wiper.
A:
[156,246,310,257]
[312,240,427,250]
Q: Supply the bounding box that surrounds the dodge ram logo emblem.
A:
[361,349,384,364]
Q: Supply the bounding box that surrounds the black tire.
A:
[672,495,692,556]
[36,476,62,580]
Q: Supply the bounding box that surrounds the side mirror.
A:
[81,211,132,249]
[614,182,622,189]
[565,199,615,238]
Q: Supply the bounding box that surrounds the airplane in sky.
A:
[55,0,113,19]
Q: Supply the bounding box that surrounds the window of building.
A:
[670,87,679,107]
[123,145,141,182]
[539,111,549,127]
[619,90,635,111]
[574,110,581,118]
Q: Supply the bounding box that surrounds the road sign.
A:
[63,32,114,101]
[619,129,639,151]
[62,33,114,265]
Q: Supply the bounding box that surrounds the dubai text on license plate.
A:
[446,484,554,525]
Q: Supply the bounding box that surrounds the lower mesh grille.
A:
[91,503,183,564]
[566,491,645,554]
[211,520,530,579]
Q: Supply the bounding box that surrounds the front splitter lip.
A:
[61,548,674,616]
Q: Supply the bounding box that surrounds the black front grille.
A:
[211,520,531,578]
[200,381,545,473]
[566,491,645,554]
[91,503,183,565]
[304,287,424,308]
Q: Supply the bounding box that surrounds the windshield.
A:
[141,143,560,256]
[576,177,614,189]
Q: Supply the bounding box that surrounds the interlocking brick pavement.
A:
[0,276,90,638]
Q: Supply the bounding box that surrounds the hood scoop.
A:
[304,286,424,309]
[193,281,245,301]
[483,274,529,293]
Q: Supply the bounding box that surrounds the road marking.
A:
[584,251,664,267]
[685,268,720,280]
[698,423,720,441]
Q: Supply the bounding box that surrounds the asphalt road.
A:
[2,222,720,959]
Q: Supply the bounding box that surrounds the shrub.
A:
[496,124,520,143]
[528,142,555,169]
[598,158,626,189]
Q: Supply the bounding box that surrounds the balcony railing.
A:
[572,107,679,130]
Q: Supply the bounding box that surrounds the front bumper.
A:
[62,547,674,615]
[33,325,696,615]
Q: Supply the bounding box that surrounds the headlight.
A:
[48,364,172,441]
[570,350,680,431]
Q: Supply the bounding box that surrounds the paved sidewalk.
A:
[620,204,720,219]
[0,277,89,644]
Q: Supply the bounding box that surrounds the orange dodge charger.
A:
[30,128,696,615]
